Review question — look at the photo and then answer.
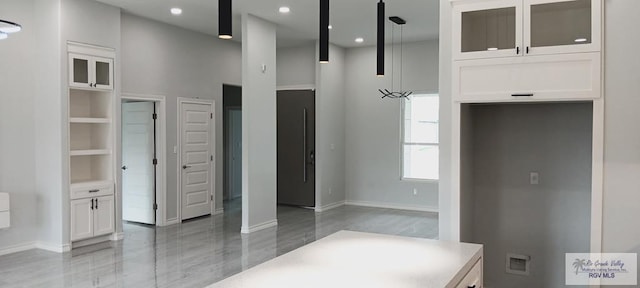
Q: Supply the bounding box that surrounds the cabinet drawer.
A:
[453,52,601,102]
[456,258,482,288]
[70,182,113,200]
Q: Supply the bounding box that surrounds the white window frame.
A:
[400,92,439,182]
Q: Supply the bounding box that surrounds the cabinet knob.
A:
[91,199,94,210]
[89,189,99,193]
[516,46,520,55]
[467,285,476,288]
[95,198,98,209]
[182,165,192,169]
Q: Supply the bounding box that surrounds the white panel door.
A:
[70,198,93,241]
[122,102,156,225]
[181,103,213,220]
[93,196,115,236]
[229,109,242,199]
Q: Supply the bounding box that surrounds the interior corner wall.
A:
[344,40,439,211]
[0,0,39,253]
[315,44,347,209]
[120,13,242,222]
[602,1,640,286]
[241,14,277,232]
[276,44,316,88]
[438,0,454,240]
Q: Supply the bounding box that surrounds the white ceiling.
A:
[96,0,439,48]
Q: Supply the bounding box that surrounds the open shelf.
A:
[70,117,110,124]
[70,123,110,151]
[69,89,112,118]
[70,154,112,184]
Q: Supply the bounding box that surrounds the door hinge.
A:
[211,155,213,161]
[210,195,213,201]
[152,113,157,120]
[153,203,158,210]
[210,113,213,119]
[152,158,158,165]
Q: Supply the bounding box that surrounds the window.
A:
[402,93,439,180]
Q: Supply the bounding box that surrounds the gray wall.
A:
[241,14,277,231]
[120,13,242,220]
[315,44,347,209]
[276,44,316,88]
[468,103,592,288]
[0,0,39,251]
[603,1,640,287]
[345,40,439,211]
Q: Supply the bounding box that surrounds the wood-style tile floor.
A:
[0,200,438,288]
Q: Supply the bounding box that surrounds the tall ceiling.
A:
[96,0,439,48]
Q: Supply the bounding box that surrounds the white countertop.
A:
[208,230,482,288]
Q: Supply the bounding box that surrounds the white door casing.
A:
[179,101,214,220]
[122,102,156,225]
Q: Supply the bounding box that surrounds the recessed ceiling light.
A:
[487,47,498,51]
[170,8,182,15]
[328,25,332,30]
[575,38,588,43]
[355,37,364,43]
[279,6,290,13]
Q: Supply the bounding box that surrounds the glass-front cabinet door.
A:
[453,0,523,60]
[68,54,114,90]
[93,57,113,90]
[524,0,601,55]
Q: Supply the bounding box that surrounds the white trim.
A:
[177,98,216,223]
[121,93,168,227]
[276,84,316,91]
[36,242,71,253]
[67,41,115,58]
[314,201,345,212]
[214,208,225,215]
[109,232,124,241]
[70,234,112,249]
[241,219,278,234]
[345,200,439,213]
[0,242,38,256]
[164,218,180,226]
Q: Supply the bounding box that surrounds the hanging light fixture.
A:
[379,16,412,99]
[319,0,329,63]
[0,19,22,41]
[376,0,385,76]
[218,0,232,39]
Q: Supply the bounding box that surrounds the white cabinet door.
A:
[453,0,523,60]
[524,0,601,56]
[92,56,113,90]
[69,53,92,89]
[68,54,113,90]
[93,196,115,236]
[70,198,94,241]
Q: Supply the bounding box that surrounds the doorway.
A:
[177,98,215,221]
[223,84,242,214]
[120,93,167,227]
[276,89,316,207]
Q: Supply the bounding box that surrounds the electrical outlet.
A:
[530,172,539,185]
[413,188,418,196]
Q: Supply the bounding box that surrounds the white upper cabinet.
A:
[453,0,601,60]
[69,53,114,90]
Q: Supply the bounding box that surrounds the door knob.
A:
[182,165,192,169]
[121,166,127,170]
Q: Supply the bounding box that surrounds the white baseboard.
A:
[36,241,70,253]
[315,201,345,212]
[214,208,224,215]
[0,241,70,256]
[345,200,439,213]
[109,232,124,241]
[164,218,179,226]
[0,241,37,256]
[241,219,278,234]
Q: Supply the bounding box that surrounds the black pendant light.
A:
[377,0,385,76]
[319,0,329,63]
[218,0,232,39]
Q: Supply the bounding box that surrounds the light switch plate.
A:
[530,172,539,185]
